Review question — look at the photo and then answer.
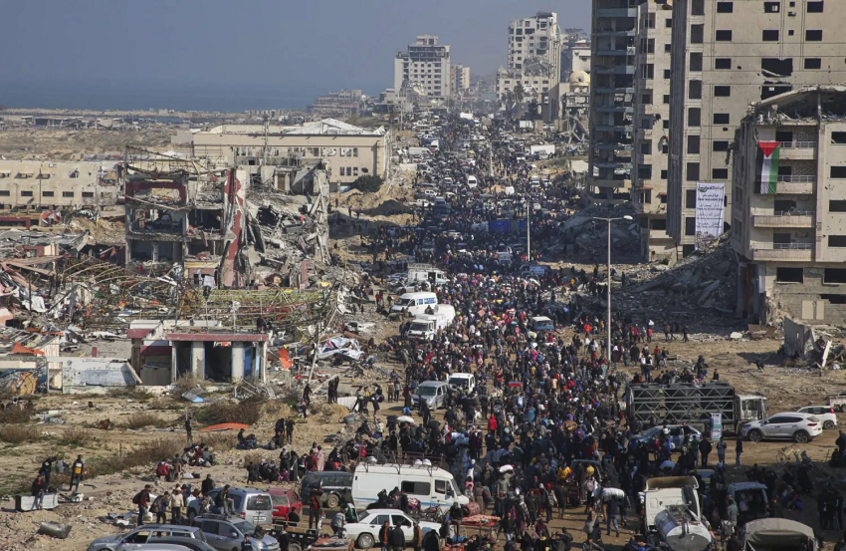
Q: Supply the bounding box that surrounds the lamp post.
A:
[593,215,633,368]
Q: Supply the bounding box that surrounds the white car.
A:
[796,405,838,429]
[344,509,439,549]
[741,412,823,443]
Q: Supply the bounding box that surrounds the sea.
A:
[0,79,338,113]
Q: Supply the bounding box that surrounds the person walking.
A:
[185,414,193,444]
[134,484,152,526]
[31,474,46,510]
[153,491,170,524]
[735,438,743,466]
[717,439,727,466]
[69,454,84,492]
[379,521,391,551]
[390,523,405,551]
[699,437,713,468]
[604,497,620,538]
[309,488,323,529]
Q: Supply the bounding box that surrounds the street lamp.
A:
[593,215,633,369]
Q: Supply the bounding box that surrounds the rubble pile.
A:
[551,203,641,261]
[616,236,738,325]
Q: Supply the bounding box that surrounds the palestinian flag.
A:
[757,141,781,194]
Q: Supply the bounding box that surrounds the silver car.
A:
[88,525,206,551]
[411,381,449,410]
[192,516,280,551]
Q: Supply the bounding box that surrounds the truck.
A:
[741,518,817,551]
[351,462,469,512]
[407,304,456,340]
[626,382,767,435]
[407,263,448,286]
[529,144,555,159]
[641,476,712,551]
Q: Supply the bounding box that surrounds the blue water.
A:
[0,79,336,113]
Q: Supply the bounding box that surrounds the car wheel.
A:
[794,430,810,443]
[748,430,763,442]
[824,420,835,430]
[289,544,303,551]
[358,533,375,549]
[326,493,340,509]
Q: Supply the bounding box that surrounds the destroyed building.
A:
[123,148,249,287]
[732,86,846,325]
[0,160,118,211]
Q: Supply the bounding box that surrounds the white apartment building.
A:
[560,40,592,82]
[667,0,846,256]
[394,36,451,99]
[0,160,116,209]
[451,65,471,96]
[631,0,674,260]
[731,87,846,324]
[496,11,561,101]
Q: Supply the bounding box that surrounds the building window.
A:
[689,108,701,126]
[805,58,822,69]
[776,268,804,283]
[0,190,8,197]
[661,170,669,180]
[21,191,32,197]
[642,91,653,105]
[62,191,74,198]
[687,135,701,154]
[686,163,700,181]
[353,148,358,157]
[714,113,730,124]
[713,140,729,151]
[641,64,654,79]
[762,30,779,41]
[716,1,733,12]
[690,52,703,71]
[689,80,702,99]
[831,132,846,144]
[665,18,672,28]
[764,1,780,12]
[830,200,846,212]
[685,217,696,235]
[638,165,653,179]
[824,268,846,284]
[807,1,824,12]
[42,191,54,197]
[715,58,732,69]
[715,30,733,41]
[692,0,705,15]
[82,192,94,198]
[691,24,704,44]
[806,30,823,41]
[713,168,729,179]
[686,189,697,208]
[663,69,671,79]
[714,86,731,97]
[831,166,846,178]
[663,94,670,104]
[641,141,653,155]
[829,235,846,247]
[665,43,672,53]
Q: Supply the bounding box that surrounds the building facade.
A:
[451,65,471,96]
[394,36,451,99]
[560,40,592,82]
[0,161,116,209]
[588,0,642,203]
[496,12,561,101]
[191,119,389,185]
[732,87,846,324]
[667,0,846,256]
[631,0,674,260]
[309,90,363,119]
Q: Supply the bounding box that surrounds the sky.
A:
[0,0,590,112]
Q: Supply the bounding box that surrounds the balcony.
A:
[595,65,636,75]
[753,211,814,228]
[750,242,813,262]
[594,124,633,132]
[594,29,636,37]
[596,47,637,56]
[595,105,634,114]
[595,87,635,94]
[774,180,814,194]
[597,8,638,17]
[780,141,817,161]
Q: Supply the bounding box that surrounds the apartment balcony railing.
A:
[749,241,813,261]
[781,141,817,149]
[774,181,814,194]
[777,175,814,183]
[753,211,814,228]
[780,141,817,160]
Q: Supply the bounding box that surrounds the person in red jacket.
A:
[488,414,498,432]
[309,488,323,529]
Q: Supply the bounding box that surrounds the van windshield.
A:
[449,377,469,389]
[410,322,430,332]
[246,495,272,511]
[398,298,416,307]
[418,386,438,397]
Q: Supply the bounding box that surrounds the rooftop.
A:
[203,118,385,137]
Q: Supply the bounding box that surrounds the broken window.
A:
[762,84,792,100]
[824,268,846,284]
[776,130,794,142]
[652,218,667,229]
[764,2,781,13]
[776,268,803,283]
[62,191,74,198]
[830,200,846,212]
[638,165,653,179]
[685,217,696,235]
[82,192,94,198]
[761,58,793,77]
[42,191,54,197]
[20,191,32,197]
[713,141,729,151]
[821,294,846,304]
[832,132,846,144]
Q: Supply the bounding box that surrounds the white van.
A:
[352,463,469,512]
[407,304,456,340]
[466,176,478,188]
[391,292,437,317]
[448,373,476,395]
[408,264,448,286]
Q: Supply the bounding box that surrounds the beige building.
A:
[667,0,846,256]
[190,119,389,186]
[732,87,846,324]
[496,11,561,101]
[0,160,116,209]
[631,0,674,260]
[394,36,451,99]
[451,65,471,96]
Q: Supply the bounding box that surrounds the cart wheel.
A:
[326,493,340,509]
[289,544,302,551]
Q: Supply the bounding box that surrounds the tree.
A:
[350,175,383,193]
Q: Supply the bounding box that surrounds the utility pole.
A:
[593,215,632,367]
[526,203,531,261]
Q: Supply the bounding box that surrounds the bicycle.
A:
[776,446,810,465]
